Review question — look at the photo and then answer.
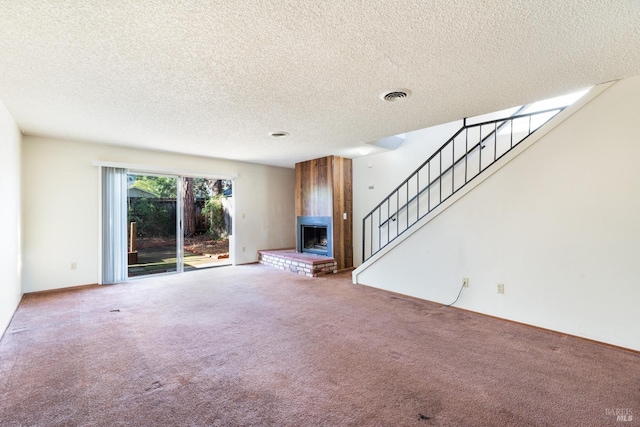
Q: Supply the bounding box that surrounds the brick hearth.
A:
[258,249,337,277]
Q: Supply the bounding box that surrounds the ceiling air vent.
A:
[380,89,411,102]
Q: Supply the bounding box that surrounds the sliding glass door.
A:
[123,173,233,278]
[127,173,181,278]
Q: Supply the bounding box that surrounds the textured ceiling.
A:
[1,1,639,168]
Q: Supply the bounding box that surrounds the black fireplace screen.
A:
[302,225,328,252]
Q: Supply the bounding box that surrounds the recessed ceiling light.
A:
[269,131,289,138]
[379,89,411,102]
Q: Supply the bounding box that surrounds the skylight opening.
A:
[496,87,592,135]
[519,87,591,115]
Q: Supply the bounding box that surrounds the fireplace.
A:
[297,216,332,257]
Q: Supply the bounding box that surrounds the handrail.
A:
[377,106,532,228]
[362,106,566,262]
[362,107,558,220]
[477,105,527,149]
[363,125,465,217]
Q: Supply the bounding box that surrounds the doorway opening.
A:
[126,173,233,278]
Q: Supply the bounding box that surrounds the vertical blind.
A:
[102,167,128,284]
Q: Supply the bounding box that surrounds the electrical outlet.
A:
[70,262,77,270]
[242,247,246,252]
[462,277,469,288]
[497,283,505,294]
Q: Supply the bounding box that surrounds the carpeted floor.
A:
[0,264,638,426]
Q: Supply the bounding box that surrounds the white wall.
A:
[353,75,640,351]
[0,100,22,336]
[22,137,295,292]
[353,120,461,265]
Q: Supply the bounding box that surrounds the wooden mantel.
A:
[295,156,353,270]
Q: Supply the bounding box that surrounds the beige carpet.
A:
[0,264,638,426]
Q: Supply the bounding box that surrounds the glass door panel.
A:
[127,174,178,277]
[182,178,233,271]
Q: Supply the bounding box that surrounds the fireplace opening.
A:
[303,225,328,252]
[296,216,332,257]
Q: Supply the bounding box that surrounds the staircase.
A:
[361,105,568,262]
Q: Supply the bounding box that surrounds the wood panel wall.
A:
[295,156,353,269]
[331,156,353,269]
[295,156,331,217]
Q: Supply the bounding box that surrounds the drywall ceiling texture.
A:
[1,1,640,168]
